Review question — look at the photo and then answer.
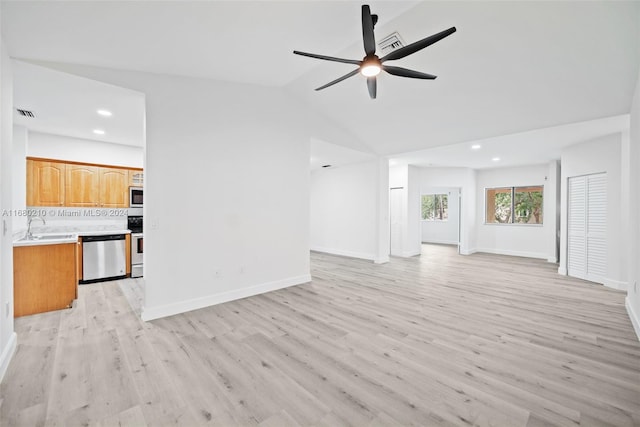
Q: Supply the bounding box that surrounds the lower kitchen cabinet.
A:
[14,243,77,317]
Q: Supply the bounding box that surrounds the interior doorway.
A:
[419,187,461,254]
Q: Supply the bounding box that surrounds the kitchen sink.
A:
[33,234,74,240]
[19,234,75,241]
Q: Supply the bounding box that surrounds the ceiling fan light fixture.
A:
[360,58,381,77]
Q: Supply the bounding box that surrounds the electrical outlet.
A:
[5,302,9,318]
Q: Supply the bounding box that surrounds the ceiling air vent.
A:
[16,109,35,118]
[378,32,405,56]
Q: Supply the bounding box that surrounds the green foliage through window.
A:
[486,186,543,224]
[421,194,448,221]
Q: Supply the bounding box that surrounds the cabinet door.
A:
[65,164,100,207]
[128,169,144,187]
[14,243,77,317]
[27,160,65,206]
[99,168,128,208]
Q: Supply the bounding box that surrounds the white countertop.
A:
[13,227,131,247]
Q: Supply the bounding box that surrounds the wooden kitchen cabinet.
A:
[26,158,141,208]
[14,243,77,317]
[65,164,100,207]
[128,169,144,187]
[27,159,65,206]
[99,168,128,208]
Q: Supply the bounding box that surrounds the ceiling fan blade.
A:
[367,76,377,99]
[293,50,361,65]
[380,27,456,62]
[315,69,360,91]
[383,65,437,79]
[362,5,376,56]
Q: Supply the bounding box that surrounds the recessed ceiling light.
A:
[93,129,105,135]
[471,144,481,150]
[389,160,397,166]
[97,109,112,117]
[492,157,500,162]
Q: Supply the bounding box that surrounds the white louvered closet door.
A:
[567,173,607,283]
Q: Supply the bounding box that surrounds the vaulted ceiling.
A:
[2,1,639,167]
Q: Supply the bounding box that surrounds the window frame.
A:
[484,185,544,226]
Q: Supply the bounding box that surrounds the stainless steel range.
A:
[127,208,143,278]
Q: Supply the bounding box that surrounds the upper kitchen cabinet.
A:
[128,169,144,187]
[99,168,128,208]
[27,159,65,206]
[65,164,100,207]
[27,158,141,208]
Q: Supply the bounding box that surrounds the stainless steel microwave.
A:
[129,187,143,208]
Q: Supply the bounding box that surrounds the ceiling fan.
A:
[293,5,456,99]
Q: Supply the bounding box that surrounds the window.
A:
[421,194,448,221]
[485,186,543,224]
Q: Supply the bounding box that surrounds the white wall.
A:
[626,68,640,340]
[475,164,554,260]
[12,125,27,233]
[28,131,143,168]
[0,32,17,381]
[421,187,459,245]
[39,63,352,321]
[416,167,477,255]
[559,133,626,290]
[389,165,422,257]
[406,166,422,256]
[375,158,390,264]
[548,160,561,263]
[310,160,378,261]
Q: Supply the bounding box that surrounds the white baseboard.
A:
[374,256,389,264]
[401,250,421,258]
[604,278,628,291]
[625,297,640,341]
[310,246,376,261]
[459,248,477,256]
[141,274,311,321]
[0,332,17,382]
[558,266,567,275]
[547,256,558,263]
[421,239,458,245]
[475,247,548,260]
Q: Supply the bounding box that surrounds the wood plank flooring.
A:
[1,245,639,426]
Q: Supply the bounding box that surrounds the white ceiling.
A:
[391,114,630,169]
[310,138,375,171]
[12,60,145,147]
[1,1,418,87]
[2,1,639,169]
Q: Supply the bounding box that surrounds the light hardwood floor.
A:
[1,245,639,426]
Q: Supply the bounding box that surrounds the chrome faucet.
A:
[27,216,46,239]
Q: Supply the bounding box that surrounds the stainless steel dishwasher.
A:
[81,234,127,283]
